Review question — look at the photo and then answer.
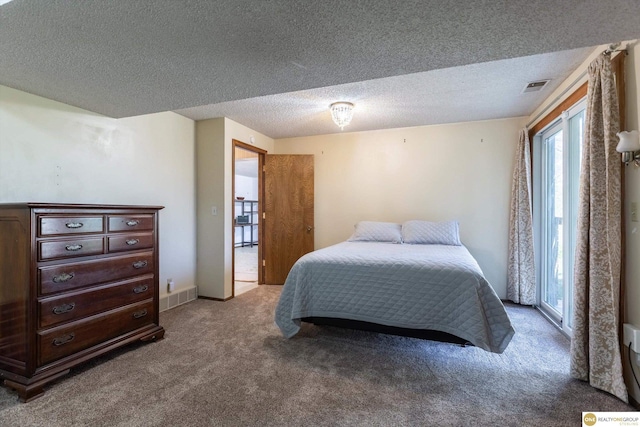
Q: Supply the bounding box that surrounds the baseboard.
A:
[198,295,233,302]
[159,286,197,312]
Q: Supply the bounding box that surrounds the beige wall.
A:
[195,117,274,299]
[623,40,640,402]
[195,118,226,299]
[274,117,526,298]
[0,85,196,298]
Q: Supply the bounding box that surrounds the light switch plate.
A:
[623,323,640,352]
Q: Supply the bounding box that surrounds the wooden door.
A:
[263,155,314,285]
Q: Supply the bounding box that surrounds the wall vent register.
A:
[522,80,550,93]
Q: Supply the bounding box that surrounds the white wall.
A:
[195,118,274,299]
[0,85,196,298]
[274,117,526,298]
[235,175,258,200]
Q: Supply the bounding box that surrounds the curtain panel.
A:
[570,53,627,403]
[507,129,536,305]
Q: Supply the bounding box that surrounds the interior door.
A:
[263,154,314,285]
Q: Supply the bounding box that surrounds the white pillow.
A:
[402,220,461,245]
[347,221,403,244]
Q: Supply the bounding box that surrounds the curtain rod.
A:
[525,44,626,129]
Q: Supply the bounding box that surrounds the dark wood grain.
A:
[39,216,104,236]
[0,203,164,402]
[37,299,155,365]
[0,209,29,365]
[39,252,155,295]
[38,276,154,328]
[38,237,104,261]
[107,233,154,253]
[107,215,154,232]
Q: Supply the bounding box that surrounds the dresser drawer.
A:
[108,215,154,232]
[107,233,154,253]
[37,299,155,365]
[38,237,104,261]
[38,276,154,329]
[39,216,104,237]
[39,252,154,295]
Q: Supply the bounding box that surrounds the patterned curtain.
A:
[507,129,536,305]
[570,54,627,403]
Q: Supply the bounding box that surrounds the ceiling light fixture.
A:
[330,102,354,130]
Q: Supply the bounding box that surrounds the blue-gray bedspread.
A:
[274,241,514,353]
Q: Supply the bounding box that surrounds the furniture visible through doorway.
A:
[234,199,258,248]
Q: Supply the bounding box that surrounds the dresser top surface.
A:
[0,203,164,211]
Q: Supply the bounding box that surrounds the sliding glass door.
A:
[541,122,564,317]
[534,99,585,335]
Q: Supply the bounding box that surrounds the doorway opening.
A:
[232,140,265,296]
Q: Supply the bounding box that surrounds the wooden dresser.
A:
[0,203,165,402]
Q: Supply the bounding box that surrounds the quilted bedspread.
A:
[274,241,514,353]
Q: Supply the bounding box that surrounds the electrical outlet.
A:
[623,323,640,352]
[167,278,175,293]
[631,202,638,222]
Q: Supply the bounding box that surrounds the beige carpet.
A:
[0,286,634,426]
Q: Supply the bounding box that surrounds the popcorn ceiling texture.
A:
[0,1,638,137]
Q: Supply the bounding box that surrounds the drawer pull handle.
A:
[133,284,149,294]
[126,220,139,227]
[65,244,83,251]
[132,260,148,269]
[53,302,75,315]
[126,239,139,246]
[65,222,83,229]
[53,333,75,346]
[133,309,148,319]
[52,272,75,283]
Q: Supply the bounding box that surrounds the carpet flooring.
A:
[0,285,634,426]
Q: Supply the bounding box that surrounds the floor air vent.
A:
[160,286,197,312]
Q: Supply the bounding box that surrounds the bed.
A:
[274,220,515,353]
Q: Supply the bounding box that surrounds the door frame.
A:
[232,139,266,297]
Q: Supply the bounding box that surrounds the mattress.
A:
[274,241,514,353]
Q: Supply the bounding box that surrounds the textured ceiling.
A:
[176,48,594,138]
[1,1,639,139]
